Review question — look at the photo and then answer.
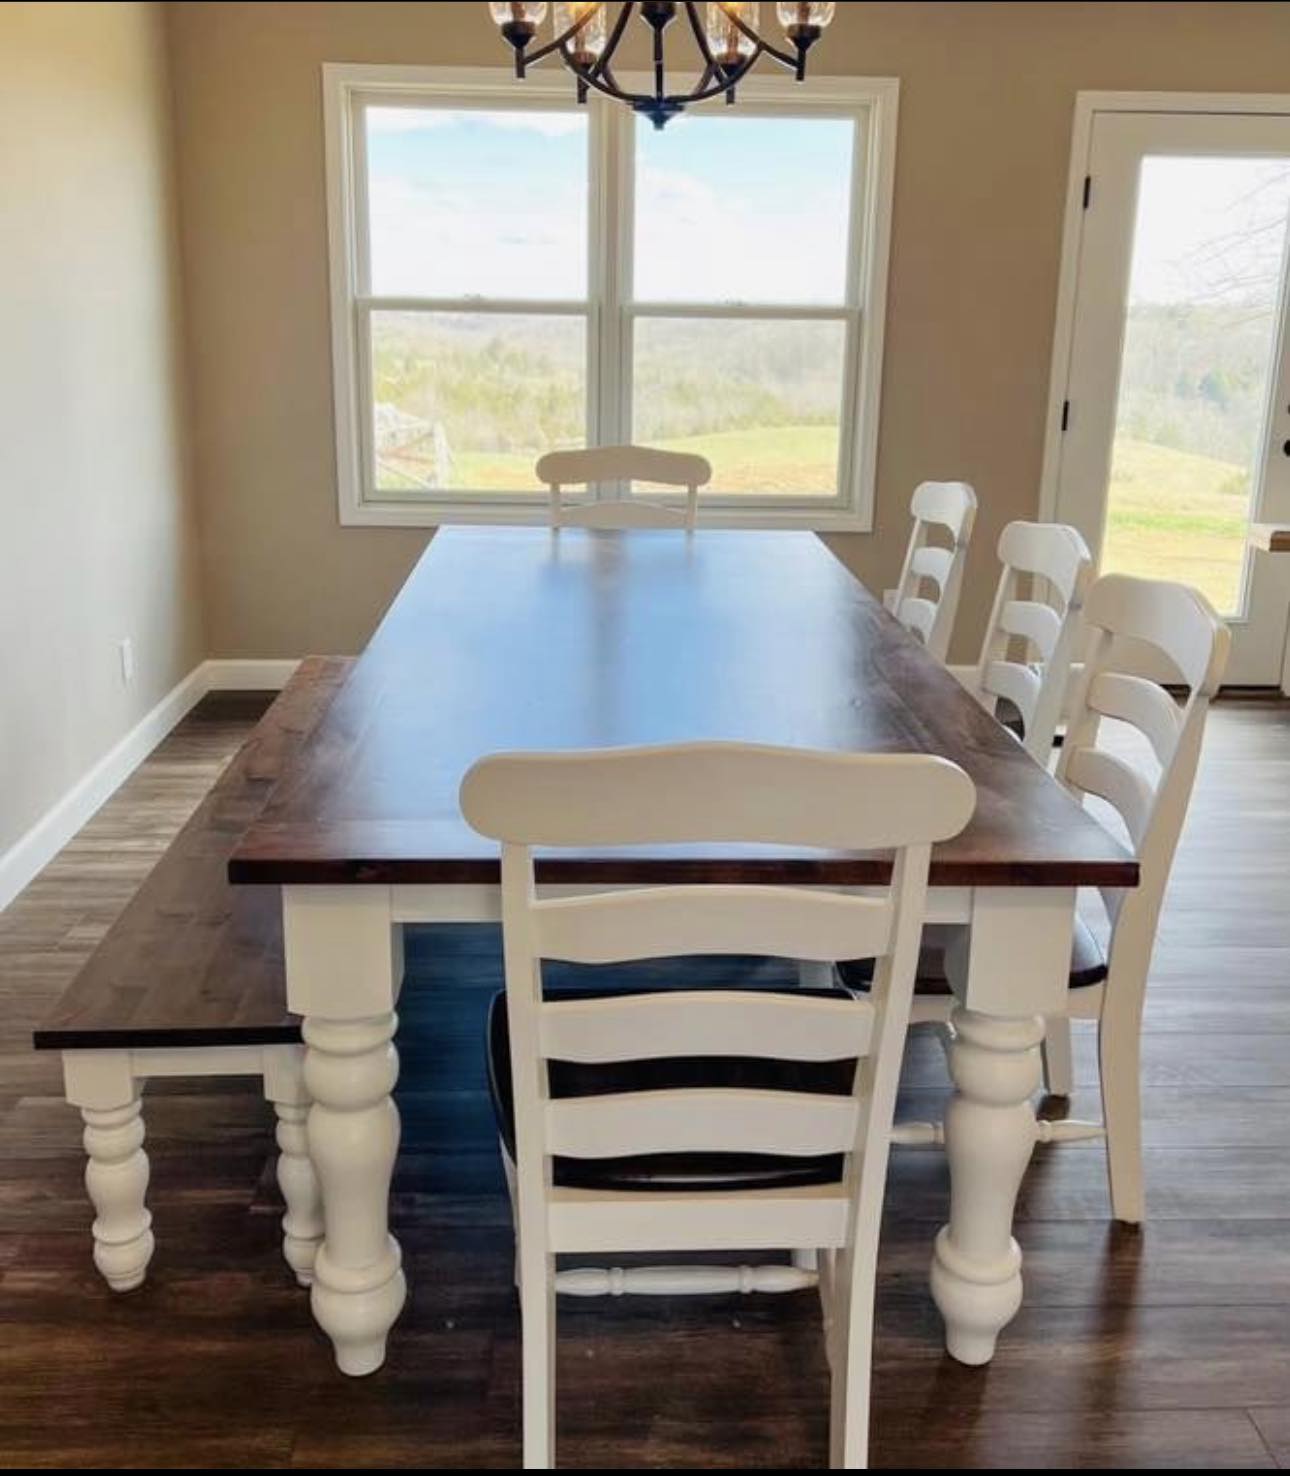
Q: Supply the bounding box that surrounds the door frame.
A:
[1040,90,1290,693]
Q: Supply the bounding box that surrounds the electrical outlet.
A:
[118,638,135,687]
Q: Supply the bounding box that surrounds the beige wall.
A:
[166,1,1290,662]
[0,1,204,858]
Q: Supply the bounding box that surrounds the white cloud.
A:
[368,177,586,298]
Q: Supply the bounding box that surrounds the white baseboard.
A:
[0,656,304,914]
[0,664,211,912]
[204,658,300,691]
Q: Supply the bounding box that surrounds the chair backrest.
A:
[971,521,1093,762]
[537,445,711,531]
[461,742,974,1248]
[886,481,978,661]
[1055,574,1229,996]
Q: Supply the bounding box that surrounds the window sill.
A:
[340,500,874,533]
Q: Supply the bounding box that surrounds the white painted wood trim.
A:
[203,658,301,691]
[1039,89,1290,521]
[0,657,305,915]
[0,664,209,912]
[321,62,898,533]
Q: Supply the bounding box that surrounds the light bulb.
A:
[554,2,608,64]
[775,2,835,37]
[489,2,550,24]
[707,2,761,68]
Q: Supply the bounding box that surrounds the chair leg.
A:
[827,1253,871,1469]
[1098,1008,1146,1224]
[263,1046,324,1286]
[1040,1015,1074,1098]
[519,1250,556,1469]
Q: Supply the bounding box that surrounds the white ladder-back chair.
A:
[885,481,978,661]
[891,574,1229,1225]
[1047,573,1229,1220]
[460,743,975,1469]
[537,445,711,530]
[969,521,1094,762]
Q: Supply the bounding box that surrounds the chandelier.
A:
[487,3,837,129]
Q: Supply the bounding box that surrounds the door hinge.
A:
[1082,175,1092,210]
[1061,399,1071,432]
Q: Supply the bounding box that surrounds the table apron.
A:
[282,884,1075,1019]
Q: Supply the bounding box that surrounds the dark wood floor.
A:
[2,692,1289,1468]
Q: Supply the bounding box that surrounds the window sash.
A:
[325,65,897,529]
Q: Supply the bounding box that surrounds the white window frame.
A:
[323,62,898,530]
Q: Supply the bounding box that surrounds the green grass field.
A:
[1103,436,1251,614]
[386,422,1252,615]
[440,424,840,498]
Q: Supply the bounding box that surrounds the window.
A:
[324,65,897,528]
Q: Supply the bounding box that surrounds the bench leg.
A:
[62,1052,154,1292]
[263,1045,324,1287]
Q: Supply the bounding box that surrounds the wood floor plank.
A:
[1249,1408,1290,1468]
[0,695,1288,1467]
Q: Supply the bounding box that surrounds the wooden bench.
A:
[33,657,351,1293]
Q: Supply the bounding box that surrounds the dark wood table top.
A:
[230,529,1137,890]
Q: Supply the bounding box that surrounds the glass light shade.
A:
[554,2,608,62]
[489,2,549,26]
[707,2,761,67]
[775,1,835,33]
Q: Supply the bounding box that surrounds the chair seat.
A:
[836,915,1108,995]
[487,988,853,1194]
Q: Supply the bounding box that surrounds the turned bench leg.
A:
[263,1045,324,1287]
[62,1052,154,1292]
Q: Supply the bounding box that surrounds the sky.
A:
[363,105,1290,312]
[1128,156,1290,307]
[364,106,855,306]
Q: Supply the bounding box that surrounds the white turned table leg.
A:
[303,1013,405,1374]
[282,887,406,1376]
[930,1008,1044,1365]
[929,887,1075,1365]
[263,1045,323,1287]
[63,1052,154,1292]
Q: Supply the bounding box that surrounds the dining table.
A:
[229,526,1137,1377]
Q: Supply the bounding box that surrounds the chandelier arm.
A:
[558,45,658,110]
[588,1,636,82]
[677,50,763,104]
[524,3,612,69]
[682,0,721,74]
[652,16,665,102]
[687,63,719,102]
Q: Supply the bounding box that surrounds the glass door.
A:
[1054,109,1290,686]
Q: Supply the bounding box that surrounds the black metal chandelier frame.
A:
[497,2,824,130]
